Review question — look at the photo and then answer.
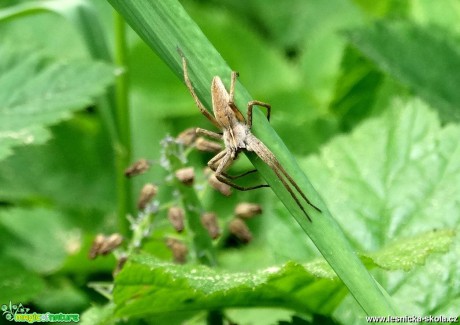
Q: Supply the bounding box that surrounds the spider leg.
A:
[247,101,271,128]
[196,128,222,140]
[207,149,227,170]
[215,174,270,191]
[179,50,221,129]
[227,71,246,123]
[221,169,258,180]
[271,164,312,222]
[210,151,269,190]
[272,159,321,212]
[197,128,262,182]
[247,134,321,221]
[229,71,238,105]
[214,150,233,175]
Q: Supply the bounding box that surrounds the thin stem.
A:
[113,12,132,236]
[163,138,217,266]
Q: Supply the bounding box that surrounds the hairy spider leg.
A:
[180,51,221,130]
[247,100,271,128]
[247,133,321,222]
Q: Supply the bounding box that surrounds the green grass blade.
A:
[107,0,396,316]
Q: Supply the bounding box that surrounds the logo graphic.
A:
[1,302,80,323]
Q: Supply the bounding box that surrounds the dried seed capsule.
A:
[165,238,188,264]
[137,183,158,210]
[195,137,223,153]
[175,167,195,186]
[206,170,232,196]
[168,206,185,232]
[234,203,262,219]
[176,127,197,146]
[113,255,128,277]
[228,218,252,243]
[201,212,220,239]
[88,234,105,259]
[101,233,123,254]
[88,233,123,259]
[124,159,150,178]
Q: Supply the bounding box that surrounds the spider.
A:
[179,51,321,221]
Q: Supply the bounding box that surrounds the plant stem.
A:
[163,138,217,266]
[113,12,132,236]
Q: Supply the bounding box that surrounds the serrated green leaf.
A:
[363,229,455,271]
[267,206,455,275]
[0,125,51,161]
[303,98,460,318]
[346,20,460,122]
[0,47,115,161]
[114,254,346,318]
[113,223,454,320]
[304,98,460,250]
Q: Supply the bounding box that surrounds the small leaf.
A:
[0,47,115,161]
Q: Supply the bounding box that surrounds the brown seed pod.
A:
[103,234,123,253]
[113,255,128,277]
[205,168,232,196]
[228,218,252,243]
[201,212,220,239]
[137,183,158,210]
[124,159,150,178]
[234,203,262,219]
[195,137,223,153]
[88,234,105,259]
[88,233,123,259]
[168,206,185,232]
[165,238,188,264]
[176,127,197,146]
[175,167,195,186]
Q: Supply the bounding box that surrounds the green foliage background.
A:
[0,0,459,324]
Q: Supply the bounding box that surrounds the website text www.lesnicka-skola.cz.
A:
[366,315,459,323]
